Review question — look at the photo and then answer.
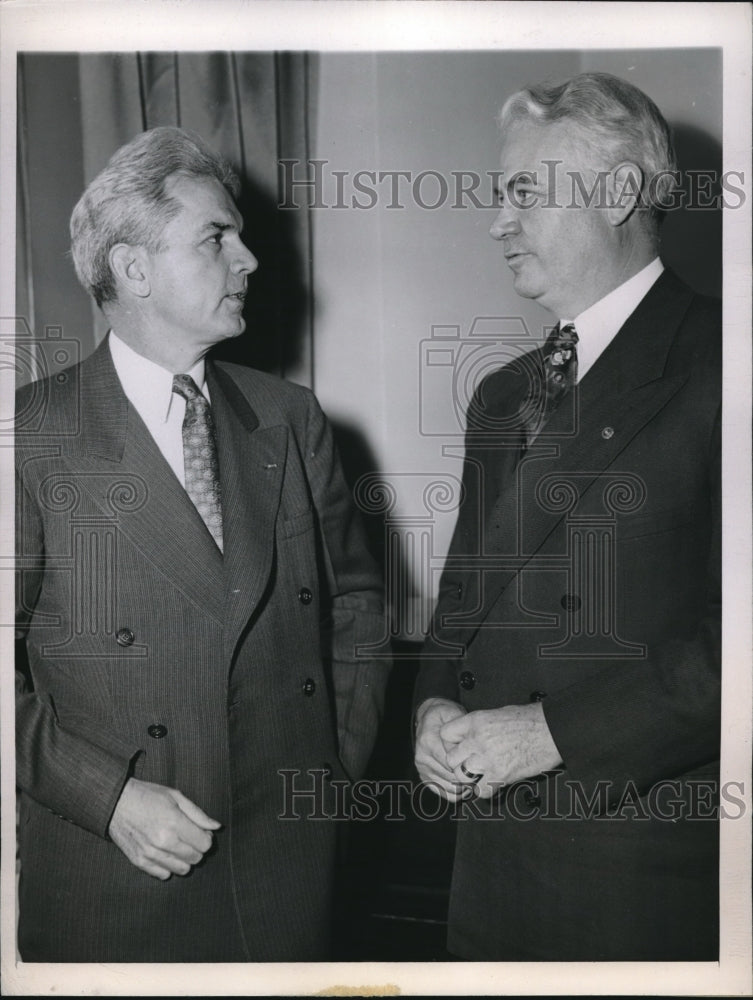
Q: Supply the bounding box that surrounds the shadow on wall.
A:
[662,122,723,299]
[330,422,389,574]
[212,174,309,377]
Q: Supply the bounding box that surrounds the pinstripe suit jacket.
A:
[15,337,388,961]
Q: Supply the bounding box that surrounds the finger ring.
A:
[460,761,483,781]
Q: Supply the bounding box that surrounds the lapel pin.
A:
[263,463,278,469]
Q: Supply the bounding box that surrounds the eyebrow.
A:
[509,173,541,187]
[199,219,243,235]
[493,174,542,198]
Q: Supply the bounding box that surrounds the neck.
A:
[105,308,207,373]
[549,240,658,319]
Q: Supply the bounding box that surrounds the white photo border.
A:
[1,2,750,995]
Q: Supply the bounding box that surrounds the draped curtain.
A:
[16,52,315,387]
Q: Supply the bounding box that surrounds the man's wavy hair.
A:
[70,126,241,307]
[499,72,678,232]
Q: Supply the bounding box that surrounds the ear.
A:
[606,162,644,226]
[109,243,151,298]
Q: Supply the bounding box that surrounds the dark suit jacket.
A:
[415,270,721,960]
[16,337,388,962]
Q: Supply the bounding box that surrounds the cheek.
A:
[180,268,215,305]
[534,234,569,279]
[573,213,606,251]
[547,216,594,270]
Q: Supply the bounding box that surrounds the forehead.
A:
[164,172,242,229]
[499,120,583,176]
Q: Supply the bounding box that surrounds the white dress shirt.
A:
[560,257,664,382]
[109,331,210,488]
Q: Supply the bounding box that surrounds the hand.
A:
[108,778,222,879]
[441,702,563,799]
[414,697,472,802]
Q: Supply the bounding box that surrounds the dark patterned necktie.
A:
[523,322,579,447]
[172,374,224,552]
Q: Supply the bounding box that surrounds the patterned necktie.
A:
[172,374,224,552]
[523,322,579,447]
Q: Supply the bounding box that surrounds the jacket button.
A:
[147,724,168,739]
[302,678,316,696]
[601,426,615,440]
[560,594,582,612]
[459,671,476,691]
[529,690,547,702]
[116,627,135,647]
[298,587,313,605]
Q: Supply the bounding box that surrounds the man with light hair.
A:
[415,73,720,960]
[16,126,388,961]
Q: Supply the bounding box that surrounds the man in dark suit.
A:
[414,73,720,960]
[16,126,388,961]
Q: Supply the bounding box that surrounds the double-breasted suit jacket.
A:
[415,269,721,960]
[16,338,388,962]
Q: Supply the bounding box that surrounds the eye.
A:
[516,188,537,207]
[207,232,224,248]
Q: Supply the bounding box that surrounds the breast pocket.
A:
[278,507,315,540]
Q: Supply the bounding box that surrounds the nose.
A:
[489,206,521,241]
[234,238,258,275]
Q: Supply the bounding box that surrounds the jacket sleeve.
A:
[542,402,721,797]
[301,391,391,780]
[412,362,528,716]
[16,470,140,838]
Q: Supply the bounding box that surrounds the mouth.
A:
[504,252,531,269]
[226,290,247,304]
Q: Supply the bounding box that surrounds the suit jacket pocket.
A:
[616,502,700,541]
[278,507,315,540]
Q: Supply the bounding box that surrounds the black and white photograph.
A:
[1,1,751,995]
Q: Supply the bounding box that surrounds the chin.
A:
[222,321,247,340]
[512,275,544,301]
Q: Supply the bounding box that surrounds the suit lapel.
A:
[207,364,287,662]
[72,345,289,647]
[446,270,695,639]
[73,340,226,623]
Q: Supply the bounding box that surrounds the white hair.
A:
[70,126,240,307]
[499,72,678,231]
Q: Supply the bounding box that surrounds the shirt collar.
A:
[561,257,664,380]
[108,331,208,424]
